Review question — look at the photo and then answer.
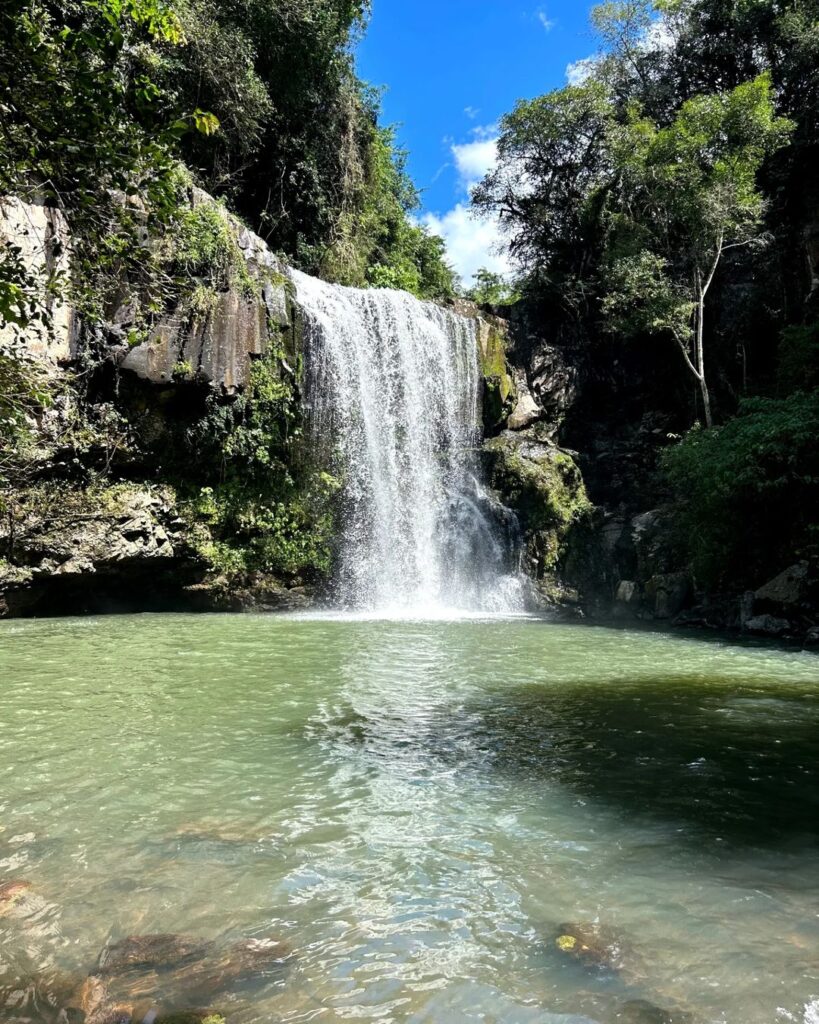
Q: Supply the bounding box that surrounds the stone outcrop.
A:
[474,314,517,433]
[0,483,318,618]
[117,192,295,394]
[0,196,75,363]
[0,486,196,617]
[483,429,591,605]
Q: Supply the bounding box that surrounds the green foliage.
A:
[322,121,456,298]
[0,348,53,474]
[467,268,521,307]
[604,73,792,423]
[177,353,339,583]
[777,322,819,396]
[148,0,453,297]
[169,202,255,296]
[0,0,220,327]
[608,73,793,263]
[662,391,819,585]
[602,251,694,346]
[472,81,616,305]
[0,239,46,331]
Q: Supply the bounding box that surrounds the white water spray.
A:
[290,271,524,613]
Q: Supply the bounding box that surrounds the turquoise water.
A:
[0,614,817,1023]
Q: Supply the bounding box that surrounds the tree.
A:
[472,82,616,310]
[466,269,520,307]
[602,74,792,425]
[0,0,212,326]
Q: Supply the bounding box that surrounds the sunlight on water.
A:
[0,615,817,1024]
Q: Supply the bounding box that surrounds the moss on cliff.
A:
[478,322,516,433]
[485,432,591,579]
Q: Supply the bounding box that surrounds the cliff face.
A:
[0,191,316,617]
[487,276,819,645]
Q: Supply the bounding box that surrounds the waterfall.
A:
[290,270,524,614]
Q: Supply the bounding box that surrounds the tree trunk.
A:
[695,273,713,428]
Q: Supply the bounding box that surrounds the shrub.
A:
[662,391,819,587]
[777,322,819,396]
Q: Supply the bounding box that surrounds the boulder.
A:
[483,432,591,589]
[508,372,542,431]
[643,572,693,620]
[745,614,792,638]
[754,562,812,609]
[630,510,678,581]
[615,580,640,607]
[804,626,819,647]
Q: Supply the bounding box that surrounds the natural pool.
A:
[0,613,817,1023]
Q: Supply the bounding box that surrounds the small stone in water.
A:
[554,922,627,973]
[0,880,32,909]
[72,976,134,1024]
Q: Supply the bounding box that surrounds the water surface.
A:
[0,614,817,1023]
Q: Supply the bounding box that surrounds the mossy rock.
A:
[477,322,516,432]
[484,432,591,576]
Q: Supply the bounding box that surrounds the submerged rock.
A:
[0,954,83,1024]
[0,879,33,912]
[171,937,291,998]
[81,934,290,1018]
[72,976,134,1024]
[615,999,694,1024]
[554,922,629,974]
[97,935,214,976]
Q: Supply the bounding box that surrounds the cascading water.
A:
[290,269,525,613]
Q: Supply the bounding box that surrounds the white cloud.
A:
[566,55,598,86]
[464,105,480,120]
[422,128,511,284]
[452,136,498,192]
[536,9,554,31]
[423,205,511,284]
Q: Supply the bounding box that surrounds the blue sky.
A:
[356,1,598,284]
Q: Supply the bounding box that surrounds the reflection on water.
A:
[0,614,817,1023]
